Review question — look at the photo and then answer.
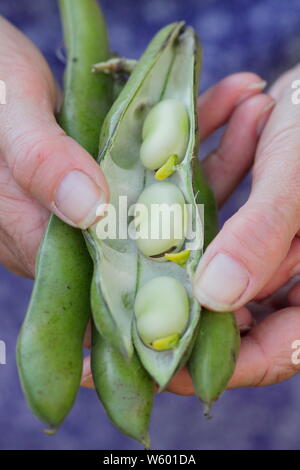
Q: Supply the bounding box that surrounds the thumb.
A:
[194,92,300,311]
[2,104,108,229]
[194,198,296,311]
[0,17,108,229]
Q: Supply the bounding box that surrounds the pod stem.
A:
[93,57,137,75]
[43,427,57,436]
[203,403,213,420]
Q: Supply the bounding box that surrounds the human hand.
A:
[0,17,109,277]
[180,64,300,393]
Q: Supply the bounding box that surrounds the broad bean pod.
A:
[86,23,203,391]
[188,159,240,415]
[17,0,112,430]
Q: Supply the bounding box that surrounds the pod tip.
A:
[43,427,57,436]
[141,433,151,449]
[203,402,213,420]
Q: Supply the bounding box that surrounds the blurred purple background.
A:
[1,0,300,450]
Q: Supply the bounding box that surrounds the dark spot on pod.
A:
[231,349,237,361]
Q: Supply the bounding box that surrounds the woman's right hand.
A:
[0,17,109,277]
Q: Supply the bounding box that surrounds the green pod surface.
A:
[16,0,112,429]
[92,327,153,448]
[89,31,155,448]
[59,0,113,156]
[188,308,240,416]
[85,23,204,390]
[188,157,240,414]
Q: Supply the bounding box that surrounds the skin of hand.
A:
[0,18,109,277]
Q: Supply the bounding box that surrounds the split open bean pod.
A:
[85,23,204,390]
[16,0,112,430]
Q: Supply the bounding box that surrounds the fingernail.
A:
[239,317,257,334]
[239,324,251,334]
[246,80,267,90]
[236,80,267,105]
[194,253,249,311]
[256,100,276,136]
[55,170,106,229]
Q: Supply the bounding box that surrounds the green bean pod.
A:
[85,23,204,390]
[188,158,240,415]
[89,41,155,448]
[92,327,153,448]
[16,0,112,429]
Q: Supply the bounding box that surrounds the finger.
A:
[83,322,92,349]
[256,237,300,300]
[193,197,296,312]
[268,63,300,100]
[202,94,275,206]
[198,72,266,140]
[166,308,248,396]
[228,307,300,388]
[3,114,109,230]
[81,355,94,389]
[166,366,193,396]
[287,282,300,306]
[0,18,108,229]
[235,306,254,333]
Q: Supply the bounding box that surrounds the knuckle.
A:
[237,92,267,116]
[208,148,228,169]
[259,354,300,386]
[244,335,270,387]
[223,204,289,268]
[11,127,65,193]
[257,121,300,168]
[249,310,300,387]
[12,135,48,191]
[207,147,239,181]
